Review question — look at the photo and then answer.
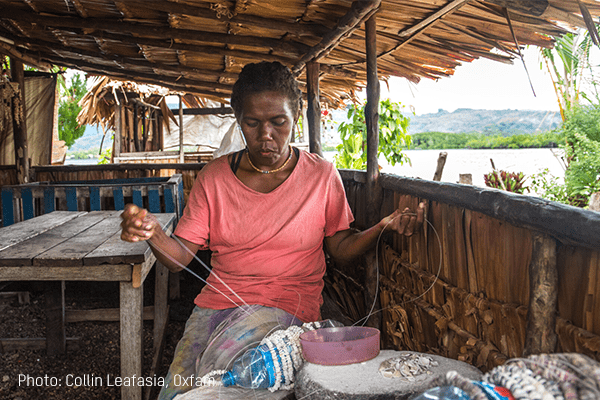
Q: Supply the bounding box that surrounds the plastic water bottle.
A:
[410,386,472,400]
[221,319,343,390]
[221,344,275,389]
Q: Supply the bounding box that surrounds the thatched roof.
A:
[1,0,599,106]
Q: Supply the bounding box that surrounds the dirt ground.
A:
[0,265,205,400]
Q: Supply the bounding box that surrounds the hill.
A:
[69,108,562,153]
[69,125,112,152]
[407,108,562,135]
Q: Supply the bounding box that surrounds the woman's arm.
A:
[120,204,199,272]
[324,203,425,264]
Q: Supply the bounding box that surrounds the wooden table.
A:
[0,211,176,400]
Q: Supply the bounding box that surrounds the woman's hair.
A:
[230,61,303,120]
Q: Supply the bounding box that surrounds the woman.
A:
[120,61,423,399]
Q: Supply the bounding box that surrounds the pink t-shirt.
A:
[173,150,354,322]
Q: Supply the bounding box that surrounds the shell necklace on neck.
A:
[246,145,293,174]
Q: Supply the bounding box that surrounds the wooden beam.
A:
[319,64,359,79]
[368,173,600,250]
[0,337,80,352]
[0,41,53,71]
[398,0,472,37]
[306,61,322,156]
[92,30,299,62]
[170,107,233,116]
[121,0,329,38]
[376,0,472,61]
[66,306,156,322]
[292,0,381,75]
[2,6,309,55]
[9,57,30,184]
[3,32,241,82]
[523,232,558,356]
[27,52,234,93]
[70,0,89,18]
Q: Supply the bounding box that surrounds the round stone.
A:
[295,350,483,400]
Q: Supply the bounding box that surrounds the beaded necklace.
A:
[246,145,293,174]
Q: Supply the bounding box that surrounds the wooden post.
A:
[364,13,382,331]
[306,61,323,156]
[114,104,122,158]
[589,192,600,211]
[45,281,66,355]
[179,95,184,163]
[120,281,143,400]
[365,14,381,226]
[133,104,140,152]
[10,57,30,183]
[433,151,448,181]
[459,173,472,185]
[523,232,558,356]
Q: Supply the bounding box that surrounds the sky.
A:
[378,46,561,115]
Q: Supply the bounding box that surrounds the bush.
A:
[484,170,529,194]
[561,105,600,206]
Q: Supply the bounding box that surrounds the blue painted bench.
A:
[1,174,183,227]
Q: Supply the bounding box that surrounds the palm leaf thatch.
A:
[0,0,599,107]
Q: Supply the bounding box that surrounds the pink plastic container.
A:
[299,326,380,365]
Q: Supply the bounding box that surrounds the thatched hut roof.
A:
[1,0,599,106]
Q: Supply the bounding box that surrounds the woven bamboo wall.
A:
[340,173,600,372]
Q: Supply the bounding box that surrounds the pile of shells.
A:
[379,353,439,381]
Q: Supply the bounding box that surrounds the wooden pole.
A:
[365,14,381,225]
[432,151,447,181]
[178,95,184,163]
[589,192,600,211]
[364,13,382,331]
[10,57,30,183]
[292,0,381,74]
[523,232,558,356]
[306,61,323,156]
[133,104,140,152]
[114,104,122,158]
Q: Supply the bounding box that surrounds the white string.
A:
[147,238,253,318]
[170,234,254,311]
[354,210,443,327]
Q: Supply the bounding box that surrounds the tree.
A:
[334,99,411,170]
[540,27,600,121]
[58,73,87,148]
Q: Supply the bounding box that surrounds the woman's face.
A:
[238,90,298,168]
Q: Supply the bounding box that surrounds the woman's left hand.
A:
[379,202,426,237]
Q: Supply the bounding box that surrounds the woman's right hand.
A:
[120,203,158,242]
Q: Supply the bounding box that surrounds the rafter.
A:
[4,31,241,81]
[292,0,382,75]
[1,6,310,55]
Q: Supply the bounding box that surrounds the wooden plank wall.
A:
[339,171,600,372]
[0,166,18,186]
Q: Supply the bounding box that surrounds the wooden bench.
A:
[1,174,184,227]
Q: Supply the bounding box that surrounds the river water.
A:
[324,148,566,192]
[68,148,566,194]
